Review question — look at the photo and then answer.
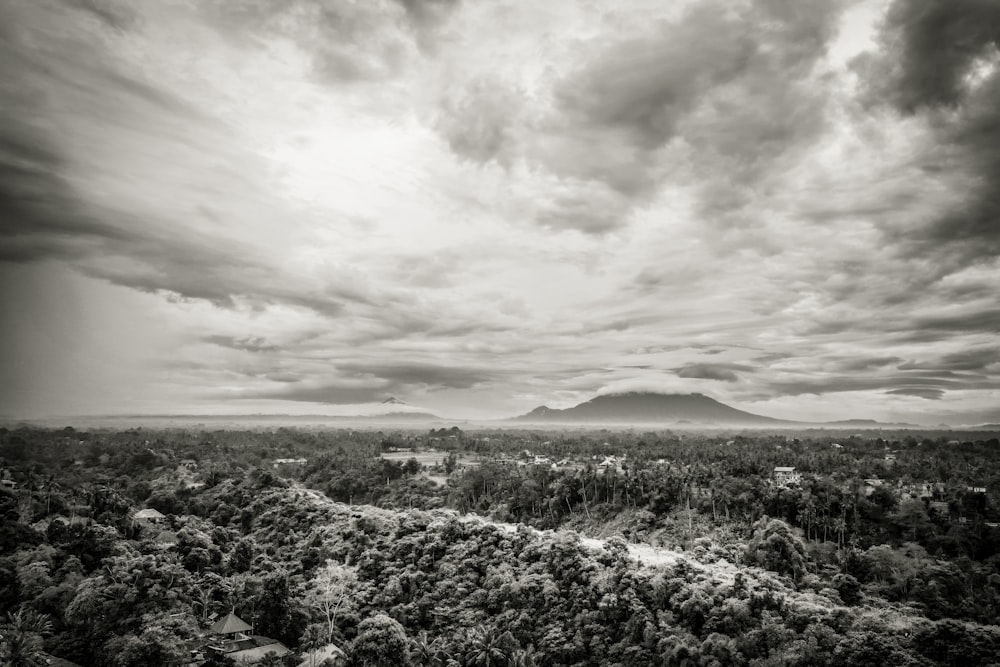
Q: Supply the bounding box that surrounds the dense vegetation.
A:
[1,425,999,666]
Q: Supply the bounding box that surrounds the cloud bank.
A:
[1,0,999,424]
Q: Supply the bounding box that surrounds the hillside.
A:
[515,392,787,425]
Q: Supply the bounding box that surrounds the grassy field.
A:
[381,450,483,468]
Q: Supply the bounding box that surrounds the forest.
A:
[1,425,999,666]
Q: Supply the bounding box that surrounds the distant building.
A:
[202,612,291,665]
[272,458,307,468]
[862,478,883,497]
[969,486,987,494]
[884,454,896,463]
[132,507,167,529]
[773,467,801,486]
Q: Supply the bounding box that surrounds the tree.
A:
[746,518,808,582]
[460,626,517,667]
[229,538,254,574]
[304,561,357,643]
[0,609,52,667]
[349,614,411,667]
[299,623,327,667]
[833,573,862,606]
[411,630,451,667]
[103,612,197,667]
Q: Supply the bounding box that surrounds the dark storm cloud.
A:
[676,362,758,383]
[873,0,1000,112]
[898,346,1000,372]
[555,6,753,150]
[860,0,1000,260]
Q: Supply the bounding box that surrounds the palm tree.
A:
[462,626,509,667]
[410,630,449,667]
[0,609,53,667]
[509,646,539,667]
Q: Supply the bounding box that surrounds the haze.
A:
[2,0,999,425]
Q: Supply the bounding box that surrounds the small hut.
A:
[209,612,252,638]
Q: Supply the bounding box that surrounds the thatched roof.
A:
[209,612,252,635]
[133,508,166,520]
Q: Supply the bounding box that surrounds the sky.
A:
[1,0,999,424]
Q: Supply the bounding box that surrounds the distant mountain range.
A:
[516,392,782,425]
[514,392,922,428]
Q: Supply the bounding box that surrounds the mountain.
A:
[514,392,785,425]
[381,396,407,406]
[818,418,923,428]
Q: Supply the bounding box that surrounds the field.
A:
[380,449,484,468]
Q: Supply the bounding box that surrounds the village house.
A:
[131,507,167,530]
[192,612,290,665]
[773,467,801,487]
[901,483,934,500]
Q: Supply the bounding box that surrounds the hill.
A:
[514,392,786,425]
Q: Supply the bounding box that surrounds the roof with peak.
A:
[133,508,166,519]
[209,612,252,635]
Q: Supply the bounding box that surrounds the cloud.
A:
[427,0,843,234]
[837,356,904,372]
[337,361,498,390]
[205,335,281,354]
[887,387,945,400]
[857,0,1000,262]
[676,363,751,382]
[201,0,453,84]
[898,346,1000,372]
[244,382,390,405]
[3,0,1000,424]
